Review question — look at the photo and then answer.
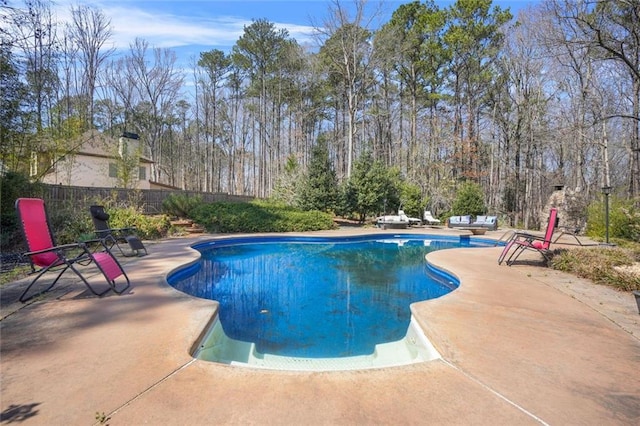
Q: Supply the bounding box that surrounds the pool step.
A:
[195,316,440,372]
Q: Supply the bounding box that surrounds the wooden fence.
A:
[41,184,253,215]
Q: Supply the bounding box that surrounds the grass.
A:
[550,242,640,292]
[0,265,31,287]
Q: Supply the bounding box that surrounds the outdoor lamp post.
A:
[602,186,612,244]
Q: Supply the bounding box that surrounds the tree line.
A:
[1,0,638,227]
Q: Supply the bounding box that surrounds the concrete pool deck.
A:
[1,228,639,425]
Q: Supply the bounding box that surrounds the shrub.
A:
[0,172,43,250]
[162,193,203,218]
[399,182,423,220]
[107,206,171,239]
[550,246,640,291]
[451,181,486,216]
[191,200,336,233]
[272,155,302,206]
[586,197,640,241]
[343,154,401,221]
[48,203,94,244]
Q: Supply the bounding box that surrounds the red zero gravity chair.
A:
[15,198,130,302]
[498,208,559,266]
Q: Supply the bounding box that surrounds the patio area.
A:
[1,228,639,425]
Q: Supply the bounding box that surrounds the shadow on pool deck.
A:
[1,228,639,425]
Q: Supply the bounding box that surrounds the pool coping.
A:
[1,228,639,424]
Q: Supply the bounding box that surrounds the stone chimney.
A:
[542,185,587,233]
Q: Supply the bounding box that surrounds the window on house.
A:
[109,163,118,178]
[139,166,146,180]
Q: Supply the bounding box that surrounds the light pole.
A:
[602,186,611,244]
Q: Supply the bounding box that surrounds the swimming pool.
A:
[168,234,493,370]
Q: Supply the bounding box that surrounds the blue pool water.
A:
[168,234,491,359]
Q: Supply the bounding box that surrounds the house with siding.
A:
[38,130,155,190]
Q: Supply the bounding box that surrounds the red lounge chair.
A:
[498,208,558,266]
[15,198,131,302]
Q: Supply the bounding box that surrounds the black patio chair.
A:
[89,205,147,257]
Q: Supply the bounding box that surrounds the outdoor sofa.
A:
[471,215,498,231]
[447,215,498,231]
[447,215,472,228]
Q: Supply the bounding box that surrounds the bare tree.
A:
[231,19,298,197]
[445,0,512,181]
[316,0,375,179]
[8,0,59,132]
[101,39,184,184]
[197,49,231,192]
[67,4,114,128]
[553,0,640,198]
[491,8,552,227]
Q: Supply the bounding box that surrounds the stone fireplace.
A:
[542,185,587,234]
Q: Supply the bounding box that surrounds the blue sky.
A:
[52,0,537,65]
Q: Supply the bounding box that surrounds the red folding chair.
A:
[15,198,131,302]
[498,208,558,266]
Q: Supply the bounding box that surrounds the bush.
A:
[107,206,171,239]
[162,193,203,218]
[550,246,640,291]
[400,182,423,220]
[451,181,486,216]
[0,172,43,251]
[48,203,94,244]
[343,154,401,221]
[585,197,640,241]
[191,200,336,233]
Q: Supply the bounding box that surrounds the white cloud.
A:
[52,0,315,53]
[102,7,248,49]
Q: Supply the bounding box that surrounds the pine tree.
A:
[298,137,338,212]
[452,181,486,216]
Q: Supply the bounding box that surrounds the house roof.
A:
[75,130,153,163]
[149,180,181,190]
